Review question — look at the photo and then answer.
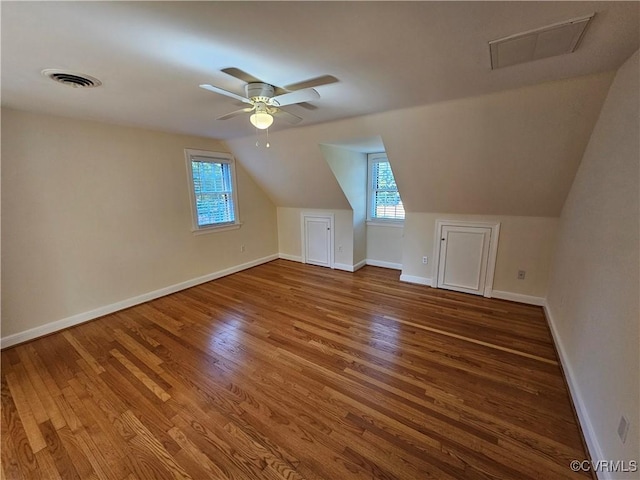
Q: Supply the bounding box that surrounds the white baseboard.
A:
[278,256,365,273]
[278,253,302,263]
[366,259,402,270]
[334,263,354,272]
[353,259,367,271]
[278,254,362,273]
[0,254,279,349]
[399,274,432,286]
[492,290,545,306]
[543,302,605,479]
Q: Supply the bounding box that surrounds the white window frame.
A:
[367,153,404,225]
[184,148,241,235]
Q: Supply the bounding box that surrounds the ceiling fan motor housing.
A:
[246,82,275,102]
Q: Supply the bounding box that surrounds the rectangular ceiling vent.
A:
[489,13,595,70]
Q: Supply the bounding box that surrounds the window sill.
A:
[366,220,404,228]
[192,222,242,235]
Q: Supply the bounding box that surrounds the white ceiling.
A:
[2,1,638,140]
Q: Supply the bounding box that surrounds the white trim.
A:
[365,259,402,270]
[491,290,545,306]
[0,254,279,349]
[353,259,367,271]
[432,219,501,298]
[333,261,367,272]
[301,212,335,269]
[366,220,404,228]
[334,263,354,272]
[278,253,303,263]
[191,223,242,235]
[543,302,605,479]
[280,257,364,272]
[400,274,433,286]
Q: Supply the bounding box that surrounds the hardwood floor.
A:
[1,260,592,479]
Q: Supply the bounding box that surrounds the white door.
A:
[437,226,492,296]
[304,216,332,268]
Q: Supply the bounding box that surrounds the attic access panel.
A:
[489,14,595,69]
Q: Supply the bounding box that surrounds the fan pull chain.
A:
[255,127,271,148]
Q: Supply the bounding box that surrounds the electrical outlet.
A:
[422,256,428,264]
[517,270,526,280]
[240,245,245,252]
[618,415,629,444]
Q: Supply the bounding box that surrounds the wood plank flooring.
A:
[1,260,592,479]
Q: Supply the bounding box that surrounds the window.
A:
[367,153,405,222]
[184,149,240,233]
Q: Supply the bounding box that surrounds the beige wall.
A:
[278,207,556,298]
[321,145,367,265]
[366,225,403,267]
[277,207,354,268]
[546,51,639,471]
[401,213,558,298]
[354,219,366,265]
[1,108,278,339]
[277,208,303,260]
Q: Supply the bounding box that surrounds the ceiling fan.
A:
[199,68,337,129]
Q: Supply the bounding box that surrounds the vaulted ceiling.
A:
[2,2,639,216]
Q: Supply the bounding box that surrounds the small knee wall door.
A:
[433,220,500,297]
[301,213,334,268]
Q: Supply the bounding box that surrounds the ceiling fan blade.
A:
[199,84,252,104]
[273,86,289,96]
[283,75,338,91]
[221,67,262,84]
[222,67,288,95]
[272,108,302,125]
[297,102,318,111]
[270,88,320,107]
[216,107,255,121]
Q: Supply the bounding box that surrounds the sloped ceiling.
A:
[227,124,353,210]
[1,2,638,139]
[2,2,637,217]
[227,71,615,216]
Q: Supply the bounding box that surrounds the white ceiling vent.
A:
[42,69,102,88]
[489,14,595,70]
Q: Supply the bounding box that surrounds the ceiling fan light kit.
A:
[199,69,337,133]
[249,106,273,130]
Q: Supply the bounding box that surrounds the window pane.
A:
[371,160,404,220]
[192,160,235,227]
[373,161,397,190]
[374,191,405,220]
